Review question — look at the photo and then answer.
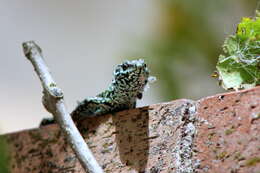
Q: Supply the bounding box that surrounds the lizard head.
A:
[113,59,154,99]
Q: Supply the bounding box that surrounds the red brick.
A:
[3,86,260,173]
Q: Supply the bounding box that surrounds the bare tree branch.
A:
[22,40,104,173]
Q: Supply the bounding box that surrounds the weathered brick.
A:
[3,86,260,173]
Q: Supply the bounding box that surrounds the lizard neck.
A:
[109,81,138,100]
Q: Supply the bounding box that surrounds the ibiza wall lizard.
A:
[40,59,155,125]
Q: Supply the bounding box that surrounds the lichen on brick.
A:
[173,102,198,173]
[245,157,260,167]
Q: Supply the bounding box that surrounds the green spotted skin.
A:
[71,59,151,120]
[40,59,152,126]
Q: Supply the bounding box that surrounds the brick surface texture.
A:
[3,86,260,173]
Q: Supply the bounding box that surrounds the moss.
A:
[233,152,245,161]
[245,157,260,167]
[102,142,113,149]
[212,148,218,154]
[216,151,229,160]
[208,132,216,140]
[225,128,235,135]
[101,149,111,154]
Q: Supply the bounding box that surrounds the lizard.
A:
[40,59,155,126]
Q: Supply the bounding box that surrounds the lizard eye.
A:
[121,64,128,71]
[137,92,143,99]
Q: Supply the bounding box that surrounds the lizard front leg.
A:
[71,97,113,121]
[40,97,112,126]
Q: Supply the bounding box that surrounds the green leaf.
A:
[216,13,260,90]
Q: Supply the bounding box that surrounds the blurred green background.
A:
[125,0,259,100]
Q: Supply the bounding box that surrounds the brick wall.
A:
[4,86,260,173]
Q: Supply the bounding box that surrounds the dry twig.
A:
[22,41,104,173]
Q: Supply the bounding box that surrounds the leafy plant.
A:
[216,12,260,90]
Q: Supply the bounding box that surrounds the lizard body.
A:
[40,59,154,126]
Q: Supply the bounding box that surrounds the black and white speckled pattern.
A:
[71,59,154,120]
